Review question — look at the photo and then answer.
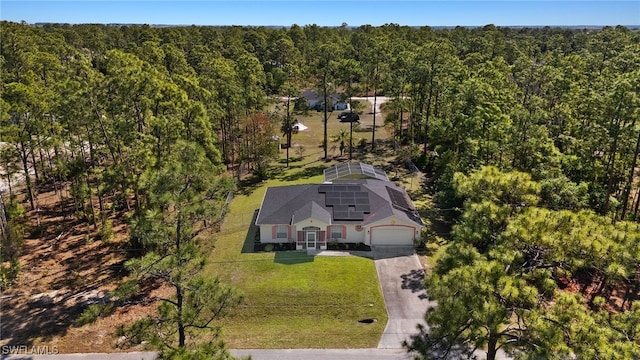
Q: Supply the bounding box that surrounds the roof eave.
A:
[254,188,269,225]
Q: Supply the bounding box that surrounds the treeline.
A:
[2,22,638,223]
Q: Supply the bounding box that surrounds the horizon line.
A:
[13,21,640,28]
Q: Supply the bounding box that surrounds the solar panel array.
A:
[318,184,371,221]
[323,162,389,182]
[386,186,413,211]
[386,185,423,224]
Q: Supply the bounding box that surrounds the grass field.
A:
[282,102,392,158]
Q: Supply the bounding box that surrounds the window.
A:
[330,225,343,239]
[276,225,288,239]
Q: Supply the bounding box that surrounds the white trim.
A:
[254,188,268,226]
[365,215,422,229]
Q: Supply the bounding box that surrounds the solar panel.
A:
[334,211,349,219]
[318,184,371,221]
[334,205,349,212]
[341,193,355,201]
[336,212,364,220]
[386,186,412,211]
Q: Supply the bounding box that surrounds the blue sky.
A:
[1,1,638,27]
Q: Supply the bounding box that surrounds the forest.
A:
[1,21,639,358]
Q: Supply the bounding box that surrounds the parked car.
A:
[338,112,360,123]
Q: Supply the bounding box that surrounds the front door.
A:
[306,231,317,249]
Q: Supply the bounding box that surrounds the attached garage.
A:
[370,225,416,246]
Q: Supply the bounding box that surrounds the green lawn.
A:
[202,161,388,348]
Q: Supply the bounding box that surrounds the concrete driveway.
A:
[373,246,435,349]
[351,96,391,115]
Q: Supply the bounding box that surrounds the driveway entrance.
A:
[373,247,435,349]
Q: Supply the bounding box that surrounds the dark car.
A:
[338,112,360,123]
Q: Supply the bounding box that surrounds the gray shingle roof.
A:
[301,89,341,103]
[255,179,423,227]
[293,201,332,224]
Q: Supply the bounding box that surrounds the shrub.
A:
[98,219,114,241]
[0,259,20,290]
[111,280,140,302]
[416,229,431,250]
[29,224,47,238]
[75,303,113,326]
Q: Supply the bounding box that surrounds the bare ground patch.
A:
[0,184,164,353]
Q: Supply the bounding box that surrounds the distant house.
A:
[300,89,349,111]
[255,163,423,249]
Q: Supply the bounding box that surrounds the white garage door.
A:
[370,226,415,246]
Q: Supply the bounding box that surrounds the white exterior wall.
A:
[258,225,271,243]
[293,218,330,250]
[343,224,366,243]
[260,216,422,247]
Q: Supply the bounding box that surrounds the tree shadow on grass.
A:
[276,159,303,168]
[237,175,265,197]
[273,251,314,265]
[241,210,260,254]
[277,165,326,182]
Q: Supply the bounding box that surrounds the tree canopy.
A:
[409,166,640,359]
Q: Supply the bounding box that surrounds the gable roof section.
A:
[293,200,332,224]
[255,184,320,225]
[359,180,423,226]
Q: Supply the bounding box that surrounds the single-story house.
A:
[301,89,349,111]
[255,163,423,249]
